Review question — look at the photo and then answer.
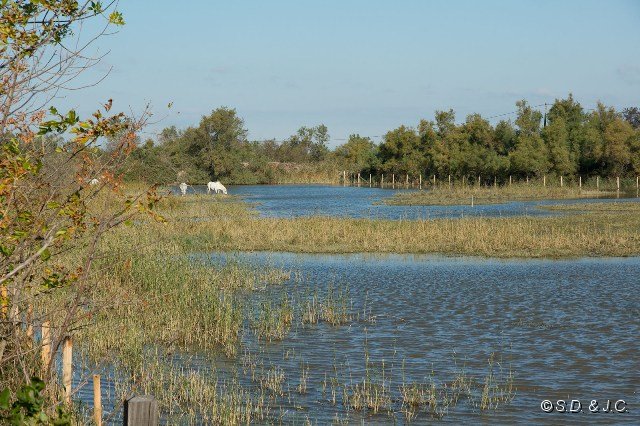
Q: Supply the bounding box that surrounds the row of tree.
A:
[123,96,640,184]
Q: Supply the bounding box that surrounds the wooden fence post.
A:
[369,174,372,186]
[381,174,384,187]
[94,375,102,426]
[124,396,159,426]
[406,174,409,186]
[392,174,395,187]
[477,175,480,186]
[343,170,346,186]
[509,175,512,186]
[579,176,582,189]
[560,175,563,187]
[596,176,599,190]
[41,321,51,372]
[433,175,436,186]
[494,176,497,188]
[617,176,620,191]
[419,174,422,188]
[26,304,33,344]
[448,174,451,188]
[62,336,73,405]
[543,175,546,187]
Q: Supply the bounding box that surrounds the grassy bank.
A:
[384,183,622,206]
[160,196,640,258]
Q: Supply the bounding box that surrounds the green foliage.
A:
[622,107,640,129]
[0,378,71,425]
[120,97,640,185]
[334,134,378,172]
[378,125,420,175]
[543,117,575,175]
[509,133,549,177]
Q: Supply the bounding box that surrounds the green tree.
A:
[419,119,448,175]
[198,107,248,179]
[494,120,517,155]
[510,100,549,177]
[434,109,456,137]
[278,125,330,163]
[335,134,377,172]
[509,133,550,177]
[582,103,619,174]
[547,94,585,170]
[622,107,640,129]
[515,100,542,135]
[543,116,576,176]
[378,125,425,176]
[602,118,634,176]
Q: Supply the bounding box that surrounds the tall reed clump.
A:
[109,356,270,425]
[253,296,294,342]
[300,284,352,326]
[31,191,292,421]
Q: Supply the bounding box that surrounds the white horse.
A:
[207,181,227,195]
[179,182,188,196]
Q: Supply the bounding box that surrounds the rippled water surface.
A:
[177,184,638,219]
[198,252,639,424]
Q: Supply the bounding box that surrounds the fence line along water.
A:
[339,170,639,193]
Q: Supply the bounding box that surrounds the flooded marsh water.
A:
[175,184,639,220]
[77,185,639,424]
[185,252,638,424]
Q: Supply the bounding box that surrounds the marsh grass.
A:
[540,201,640,212]
[300,284,352,326]
[297,361,309,394]
[119,188,640,258]
[182,203,640,258]
[386,184,620,206]
[253,296,294,342]
[130,361,269,424]
[478,353,516,411]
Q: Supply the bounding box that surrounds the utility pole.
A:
[543,102,548,128]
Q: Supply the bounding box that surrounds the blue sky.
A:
[60,0,640,147]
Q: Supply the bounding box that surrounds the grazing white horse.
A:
[179,182,188,196]
[89,178,99,186]
[207,181,227,195]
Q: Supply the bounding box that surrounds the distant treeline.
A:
[122,95,640,184]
